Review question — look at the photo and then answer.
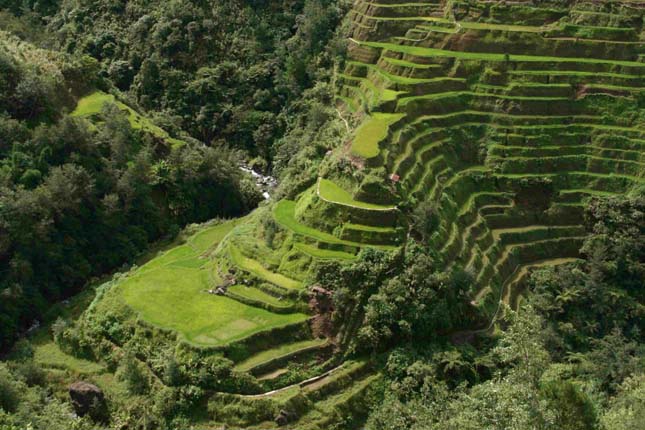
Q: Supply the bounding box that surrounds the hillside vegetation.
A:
[0,32,260,349]
[0,1,643,430]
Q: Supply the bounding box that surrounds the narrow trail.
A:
[456,258,581,341]
[237,364,346,399]
[336,108,350,133]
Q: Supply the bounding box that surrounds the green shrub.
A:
[118,354,150,395]
[0,364,21,413]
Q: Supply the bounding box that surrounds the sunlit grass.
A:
[234,338,327,372]
[118,220,307,346]
[318,178,397,210]
[72,91,185,148]
[351,113,405,158]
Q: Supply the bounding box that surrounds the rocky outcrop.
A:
[69,381,107,421]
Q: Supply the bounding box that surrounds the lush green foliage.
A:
[0,47,260,349]
[365,192,644,430]
[45,0,346,161]
[1,0,645,429]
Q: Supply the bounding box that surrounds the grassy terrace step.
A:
[336,95,359,112]
[409,111,607,128]
[408,155,449,196]
[438,192,513,252]
[482,204,586,232]
[293,243,357,260]
[351,59,469,89]
[424,165,454,202]
[351,113,406,158]
[340,84,369,110]
[317,178,398,211]
[546,23,640,41]
[491,225,586,243]
[351,39,645,68]
[397,138,450,182]
[241,360,367,401]
[508,70,645,81]
[402,119,645,141]
[351,10,450,24]
[363,2,444,8]
[462,205,586,264]
[72,91,185,148]
[489,144,645,160]
[489,134,645,154]
[491,154,645,176]
[298,373,379,428]
[389,127,442,173]
[474,82,574,98]
[229,244,302,290]
[227,285,295,310]
[457,213,487,259]
[118,220,309,347]
[354,12,556,34]
[386,122,486,167]
[473,236,585,303]
[557,188,618,203]
[494,171,645,187]
[273,200,396,250]
[583,83,645,93]
[339,74,403,107]
[404,115,644,138]
[340,222,400,245]
[507,70,645,87]
[381,55,443,70]
[234,338,328,373]
[348,60,443,85]
[397,90,571,108]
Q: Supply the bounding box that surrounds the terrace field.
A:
[48,1,645,428]
[115,220,309,346]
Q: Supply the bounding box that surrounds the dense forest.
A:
[0,0,345,348]
[0,1,644,429]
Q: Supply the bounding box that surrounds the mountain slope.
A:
[20,1,645,429]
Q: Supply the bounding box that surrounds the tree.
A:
[600,374,645,430]
[0,363,21,413]
[119,354,149,395]
[493,306,550,386]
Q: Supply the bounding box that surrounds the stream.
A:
[239,165,278,200]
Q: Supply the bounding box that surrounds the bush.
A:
[0,364,21,413]
[118,354,149,395]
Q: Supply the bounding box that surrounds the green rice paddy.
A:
[351,113,406,158]
[227,284,293,307]
[229,244,302,290]
[318,178,397,210]
[234,338,327,372]
[353,40,645,68]
[293,243,357,260]
[118,220,308,346]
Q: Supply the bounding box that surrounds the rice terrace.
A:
[0,1,643,430]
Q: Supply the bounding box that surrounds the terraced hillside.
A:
[338,0,645,320]
[67,1,645,428]
[217,0,644,424]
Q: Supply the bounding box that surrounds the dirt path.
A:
[239,364,346,399]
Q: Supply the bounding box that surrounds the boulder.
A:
[274,409,292,426]
[69,381,106,421]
